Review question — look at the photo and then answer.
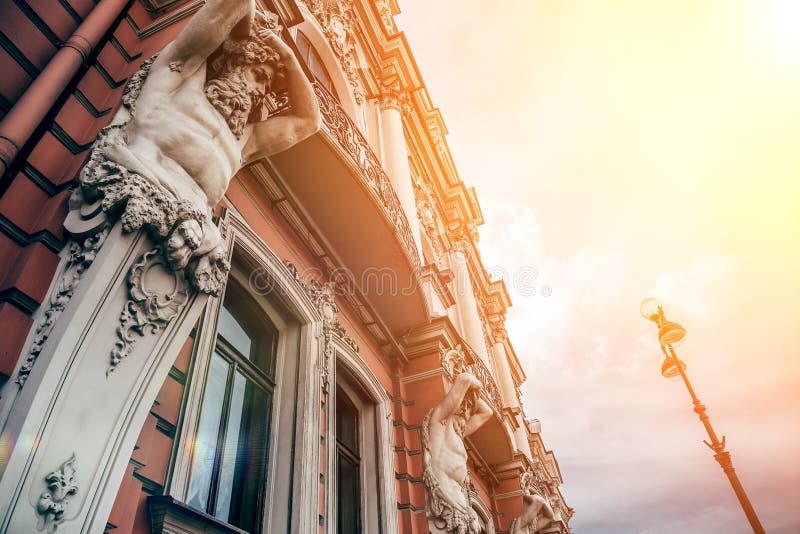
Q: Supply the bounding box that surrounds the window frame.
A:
[166,211,326,534]
[326,340,398,534]
[183,280,277,529]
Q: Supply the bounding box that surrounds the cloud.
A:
[650,252,734,323]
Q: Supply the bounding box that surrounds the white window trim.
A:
[327,339,398,534]
[471,493,496,534]
[166,210,326,534]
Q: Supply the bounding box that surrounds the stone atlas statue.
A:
[509,493,557,534]
[422,372,493,533]
[65,0,321,295]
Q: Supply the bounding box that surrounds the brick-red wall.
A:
[105,332,195,534]
[0,0,146,382]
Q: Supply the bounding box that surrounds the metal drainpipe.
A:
[0,0,131,178]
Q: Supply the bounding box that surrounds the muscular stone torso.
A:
[123,59,247,208]
[429,417,470,499]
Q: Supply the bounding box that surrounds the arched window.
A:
[295,30,338,99]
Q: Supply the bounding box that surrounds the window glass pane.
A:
[214,371,247,522]
[337,454,361,534]
[336,388,359,455]
[296,30,337,100]
[229,382,271,531]
[187,353,229,512]
[218,304,252,357]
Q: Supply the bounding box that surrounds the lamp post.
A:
[640,298,765,534]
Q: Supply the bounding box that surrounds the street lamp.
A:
[640,298,765,534]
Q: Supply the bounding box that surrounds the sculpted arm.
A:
[242,32,322,162]
[430,372,481,425]
[462,396,492,437]
[164,0,255,76]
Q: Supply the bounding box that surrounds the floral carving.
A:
[314,83,421,271]
[36,454,78,533]
[16,225,110,387]
[109,247,190,373]
[303,0,365,102]
[282,260,359,392]
[413,175,446,269]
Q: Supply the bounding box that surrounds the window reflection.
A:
[187,279,277,532]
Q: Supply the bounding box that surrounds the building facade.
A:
[0,0,572,532]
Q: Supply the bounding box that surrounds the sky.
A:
[397,1,800,532]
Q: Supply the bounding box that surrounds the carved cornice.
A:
[377,83,408,112]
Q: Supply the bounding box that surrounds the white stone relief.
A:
[35,453,78,533]
[24,0,320,380]
[69,1,320,296]
[421,372,492,533]
[303,0,365,102]
[16,217,110,387]
[109,247,190,373]
[440,345,467,380]
[282,259,358,392]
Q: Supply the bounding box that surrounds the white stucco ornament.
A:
[66,0,321,297]
[421,372,493,533]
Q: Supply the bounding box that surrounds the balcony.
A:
[266,83,428,333]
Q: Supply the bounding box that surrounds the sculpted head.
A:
[453,390,477,436]
[205,13,288,138]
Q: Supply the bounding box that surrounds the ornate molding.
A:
[314,82,421,271]
[377,85,407,112]
[282,260,359,392]
[413,175,446,270]
[374,0,397,35]
[16,221,110,387]
[426,118,447,159]
[36,453,78,533]
[109,247,190,373]
[303,0,365,103]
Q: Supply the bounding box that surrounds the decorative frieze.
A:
[413,174,446,269]
[36,454,78,533]
[374,0,397,35]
